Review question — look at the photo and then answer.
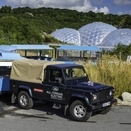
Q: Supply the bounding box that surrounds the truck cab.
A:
[9,59,117,122]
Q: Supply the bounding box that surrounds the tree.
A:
[109,44,131,60]
[0,6,12,13]
[0,16,19,33]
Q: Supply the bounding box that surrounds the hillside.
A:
[0,6,131,44]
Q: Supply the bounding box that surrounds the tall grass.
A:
[84,60,131,97]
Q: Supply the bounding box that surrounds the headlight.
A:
[87,81,94,86]
[92,94,97,101]
[109,90,113,96]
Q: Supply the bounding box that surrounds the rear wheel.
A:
[18,91,33,109]
[69,100,92,122]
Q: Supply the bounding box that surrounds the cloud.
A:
[98,6,109,14]
[118,10,131,15]
[7,0,109,14]
[114,0,131,6]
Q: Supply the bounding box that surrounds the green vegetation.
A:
[84,60,131,97]
[103,44,131,61]
[83,44,131,97]
[0,6,131,44]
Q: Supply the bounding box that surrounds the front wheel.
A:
[69,100,92,122]
[18,91,34,109]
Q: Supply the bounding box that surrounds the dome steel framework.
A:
[50,22,131,48]
[78,22,117,46]
[51,28,81,45]
[100,29,131,46]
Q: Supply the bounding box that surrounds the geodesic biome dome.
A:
[100,29,131,47]
[50,28,81,45]
[78,22,117,46]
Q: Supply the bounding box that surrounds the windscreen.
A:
[63,67,87,78]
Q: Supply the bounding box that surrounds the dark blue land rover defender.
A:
[10,59,117,122]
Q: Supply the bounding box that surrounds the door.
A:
[45,69,67,104]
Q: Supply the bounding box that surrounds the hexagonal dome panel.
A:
[78,22,117,46]
[100,29,131,46]
[51,28,81,45]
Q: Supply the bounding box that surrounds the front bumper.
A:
[90,98,117,111]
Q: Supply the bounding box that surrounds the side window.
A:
[0,66,11,76]
[49,69,63,83]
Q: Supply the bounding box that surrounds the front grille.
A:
[98,89,112,102]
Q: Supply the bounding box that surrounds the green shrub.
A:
[84,60,131,97]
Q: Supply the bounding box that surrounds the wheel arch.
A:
[18,85,32,97]
[69,94,90,106]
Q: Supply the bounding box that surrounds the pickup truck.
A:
[1,59,116,122]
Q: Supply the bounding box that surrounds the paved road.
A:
[0,96,131,131]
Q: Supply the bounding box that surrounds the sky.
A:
[0,0,131,15]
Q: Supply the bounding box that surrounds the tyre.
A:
[100,106,111,114]
[69,100,92,122]
[18,91,34,109]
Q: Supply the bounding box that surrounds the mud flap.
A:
[64,105,69,115]
[11,93,16,104]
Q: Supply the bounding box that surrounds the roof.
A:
[58,45,100,51]
[0,45,17,52]
[9,44,100,51]
[11,44,53,50]
[47,63,82,69]
[10,59,64,83]
[0,52,25,61]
